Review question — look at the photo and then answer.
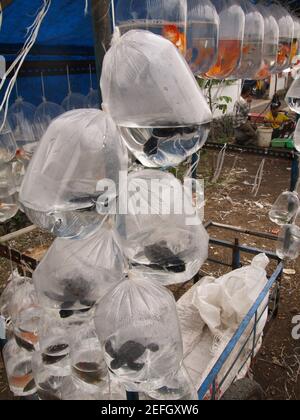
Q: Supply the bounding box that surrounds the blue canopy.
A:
[1,0,99,106]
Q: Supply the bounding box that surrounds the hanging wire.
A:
[66,65,72,94]
[252,158,265,197]
[41,72,46,101]
[111,0,116,32]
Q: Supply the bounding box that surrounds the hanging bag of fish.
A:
[101,30,212,168]
[229,0,264,81]
[94,274,183,392]
[19,109,128,239]
[269,3,294,73]
[33,222,124,312]
[115,0,187,49]
[204,0,245,79]
[117,169,208,285]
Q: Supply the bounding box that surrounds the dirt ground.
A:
[0,149,299,400]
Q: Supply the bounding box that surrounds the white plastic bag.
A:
[117,169,209,285]
[193,254,270,338]
[19,109,128,239]
[101,30,212,168]
[94,273,183,391]
[33,223,124,311]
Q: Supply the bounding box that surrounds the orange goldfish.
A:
[163,24,186,55]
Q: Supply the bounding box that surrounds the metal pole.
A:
[91,0,112,104]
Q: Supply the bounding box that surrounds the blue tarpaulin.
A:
[1,0,98,106]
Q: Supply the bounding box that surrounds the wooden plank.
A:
[0,225,37,243]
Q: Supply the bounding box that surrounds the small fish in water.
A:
[23,378,36,393]
[15,335,35,352]
[73,362,105,385]
[163,24,186,54]
[42,343,69,365]
[105,340,159,372]
[144,241,186,273]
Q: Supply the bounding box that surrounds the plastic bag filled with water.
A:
[32,351,71,400]
[61,92,86,111]
[34,100,64,140]
[0,110,17,164]
[294,119,300,152]
[85,88,100,109]
[69,321,108,388]
[230,0,264,80]
[286,77,300,115]
[19,109,128,239]
[0,271,30,320]
[276,224,300,260]
[204,0,245,79]
[7,97,38,157]
[269,191,299,226]
[8,280,41,353]
[116,170,209,285]
[33,223,124,311]
[94,273,183,392]
[255,4,279,80]
[0,163,19,222]
[115,0,187,55]
[270,4,294,72]
[186,0,219,75]
[101,30,212,168]
[3,339,37,397]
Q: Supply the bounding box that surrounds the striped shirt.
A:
[233,98,250,128]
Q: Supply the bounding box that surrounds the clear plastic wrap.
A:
[0,162,19,222]
[33,224,124,311]
[85,88,100,109]
[101,30,212,168]
[276,224,300,260]
[294,118,300,150]
[94,274,183,391]
[204,0,245,79]
[286,77,300,114]
[117,170,208,285]
[19,109,128,239]
[61,92,86,111]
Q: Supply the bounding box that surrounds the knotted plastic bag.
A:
[101,30,212,168]
[192,254,270,340]
[94,273,183,392]
[19,109,128,239]
[0,110,17,164]
[117,169,209,285]
[33,223,124,311]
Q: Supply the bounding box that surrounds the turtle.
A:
[105,340,159,372]
[144,241,186,273]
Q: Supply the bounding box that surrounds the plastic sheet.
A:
[19,109,128,239]
[204,0,245,79]
[116,169,209,285]
[94,274,183,392]
[33,224,124,311]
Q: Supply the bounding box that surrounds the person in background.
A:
[233,86,258,146]
[265,103,294,139]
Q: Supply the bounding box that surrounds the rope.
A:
[213,144,227,182]
[252,158,265,197]
[41,72,46,101]
[66,65,72,94]
[111,0,116,32]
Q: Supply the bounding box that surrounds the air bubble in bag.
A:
[101,30,212,168]
[33,223,124,311]
[116,170,209,285]
[19,109,128,239]
[94,274,183,392]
